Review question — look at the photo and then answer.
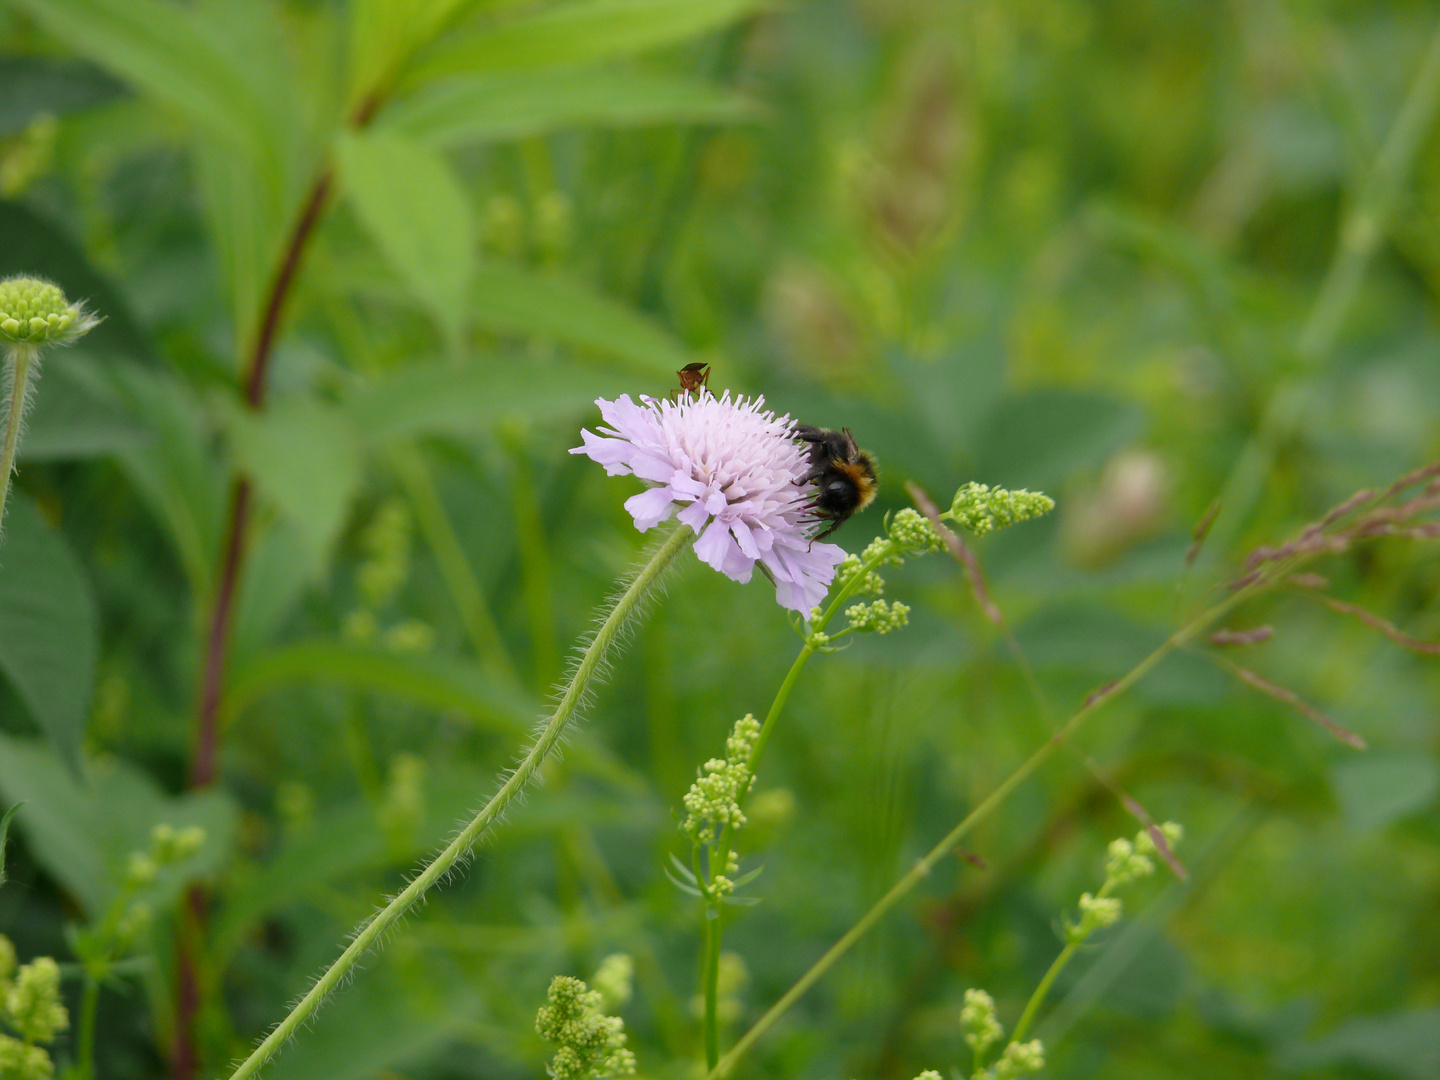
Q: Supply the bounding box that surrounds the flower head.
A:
[0,277,99,347]
[572,391,847,613]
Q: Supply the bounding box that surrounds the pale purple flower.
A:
[571,390,847,613]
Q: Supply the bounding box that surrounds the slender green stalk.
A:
[698,537,899,1062]
[76,973,100,1080]
[706,581,1259,1077]
[225,522,691,1080]
[0,344,35,533]
[1007,878,1116,1047]
[702,911,723,1068]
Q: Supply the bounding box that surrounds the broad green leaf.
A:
[336,128,475,347]
[0,496,98,772]
[404,0,762,85]
[471,264,692,375]
[222,639,643,791]
[12,0,275,153]
[19,354,149,461]
[105,360,225,597]
[1332,753,1439,832]
[229,397,364,577]
[344,356,631,444]
[230,517,314,664]
[0,735,237,916]
[0,55,126,137]
[223,639,534,735]
[384,68,753,148]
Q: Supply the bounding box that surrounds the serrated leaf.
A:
[0,496,98,773]
[336,128,475,348]
[405,0,763,85]
[384,68,753,149]
[229,396,364,577]
[343,356,634,445]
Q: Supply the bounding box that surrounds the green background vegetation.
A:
[0,1,1437,1078]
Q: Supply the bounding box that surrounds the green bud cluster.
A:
[535,975,636,1079]
[1104,822,1181,888]
[913,1072,944,1080]
[1071,892,1123,940]
[0,277,96,346]
[0,939,68,1079]
[961,988,1003,1057]
[949,483,1055,536]
[681,715,760,847]
[845,598,910,634]
[358,500,412,607]
[887,507,944,554]
[959,987,1045,1080]
[380,753,426,842]
[591,954,634,1012]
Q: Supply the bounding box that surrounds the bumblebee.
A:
[674,362,711,398]
[794,424,878,541]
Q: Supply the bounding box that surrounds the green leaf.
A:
[344,356,632,445]
[404,0,762,85]
[0,496,99,772]
[0,55,126,137]
[0,735,237,916]
[104,360,225,597]
[383,68,753,149]
[1276,1008,1440,1080]
[11,0,275,152]
[230,517,314,663]
[0,802,21,887]
[336,128,476,348]
[229,397,364,577]
[1332,753,1440,832]
[471,264,692,375]
[18,354,149,461]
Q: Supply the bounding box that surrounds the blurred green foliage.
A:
[0,1,1438,1079]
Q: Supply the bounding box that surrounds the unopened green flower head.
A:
[535,975,635,1079]
[151,823,206,864]
[681,715,760,847]
[949,482,1054,536]
[834,553,884,598]
[846,598,910,634]
[1103,837,1152,886]
[887,507,944,554]
[0,277,98,347]
[5,956,68,1045]
[0,1035,51,1080]
[961,987,1003,1056]
[1072,891,1123,940]
[993,1038,1045,1078]
[591,954,634,1011]
[913,1071,944,1080]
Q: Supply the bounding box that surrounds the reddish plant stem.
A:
[175,160,338,1080]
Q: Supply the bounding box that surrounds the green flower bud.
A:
[949,482,1054,536]
[0,278,97,347]
[993,1038,1045,1078]
[0,1034,52,1080]
[382,619,434,654]
[591,954,634,1011]
[887,507,943,554]
[535,975,636,1079]
[845,598,910,634]
[6,957,68,1045]
[126,852,158,886]
[913,1071,944,1080]
[681,716,760,847]
[1071,891,1123,940]
[961,987,1003,1056]
[1104,837,1154,886]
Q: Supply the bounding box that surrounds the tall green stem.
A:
[702,911,723,1068]
[0,344,35,534]
[76,973,100,1080]
[1007,879,1116,1048]
[225,522,691,1080]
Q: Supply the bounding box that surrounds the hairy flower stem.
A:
[706,573,1276,1078]
[701,537,897,1063]
[225,523,691,1080]
[0,344,35,533]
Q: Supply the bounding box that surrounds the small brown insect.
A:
[674,362,711,398]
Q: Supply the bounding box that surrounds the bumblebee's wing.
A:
[840,428,861,458]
